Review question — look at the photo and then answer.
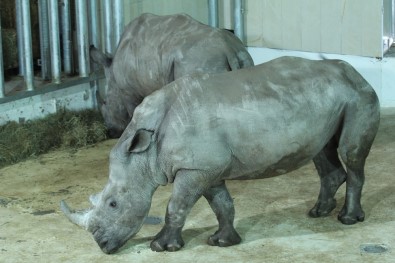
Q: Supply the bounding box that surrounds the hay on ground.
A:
[0,109,108,168]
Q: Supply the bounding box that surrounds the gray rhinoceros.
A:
[61,56,380,254]
[91,13,253,138]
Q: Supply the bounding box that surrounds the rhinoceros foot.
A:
[337,206,365,225]
[207,226,241,247]
[308,198,337,218]
[150,226,185,252]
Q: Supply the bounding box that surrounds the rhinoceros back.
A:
[150,57,378,180]
[111,13,253,98]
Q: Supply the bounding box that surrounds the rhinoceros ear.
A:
[128,129,154,153]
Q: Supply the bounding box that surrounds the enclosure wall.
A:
[120,0,387,58]
[244,0,384,57]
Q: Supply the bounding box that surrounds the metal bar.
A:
[75,0,90,77]
[15,0,25,76]
[89,0,101,49]
[103,0,113,54]
[38,0,51,80]
[21,0,34,91]
[113,0,124,50]
[88,0,101,110]
[234,0,245,43]
[0,16,5,98]
[61,0,73,75]
[48,0,62,83]
[392,0,395,39]
[208,0,219,28]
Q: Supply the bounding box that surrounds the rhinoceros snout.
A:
[96,238,122,254]
[91,227,122,254]
[99,240,111,254]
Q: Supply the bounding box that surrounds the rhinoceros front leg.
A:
[203,181,241,247]
[150,170,209,252]
[310,140,346,217]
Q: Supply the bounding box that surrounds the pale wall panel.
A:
[341,0,364,55]
[360,1,383,56]
[245,0,383,57]
[246,0,283,48]
[320,0,343,54]
[300,0,321,52]
[244,0,263,45]
[281,0,302,50]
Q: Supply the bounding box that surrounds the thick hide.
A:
[91,13,254,137]
[62,57,380,254]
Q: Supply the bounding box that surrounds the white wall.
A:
[244,0,384,57]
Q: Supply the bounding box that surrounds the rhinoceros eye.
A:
[109,201,117,208]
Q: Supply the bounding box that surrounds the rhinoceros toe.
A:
[337,206,365,225]
[207,227,241,247]
[308,198,337,218]
[150,227,185,252]
[150,238,184,252]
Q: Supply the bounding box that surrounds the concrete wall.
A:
[0,83,98,125]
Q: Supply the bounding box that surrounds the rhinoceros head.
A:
[61,129,161,254]
[90,45,130,138]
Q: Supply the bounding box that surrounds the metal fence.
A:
[0,0,245,101]
[0,0,124,100]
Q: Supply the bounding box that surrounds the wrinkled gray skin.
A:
[91,13,253,138]
[61,56,380,254]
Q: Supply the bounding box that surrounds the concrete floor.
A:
[0,109,394,263]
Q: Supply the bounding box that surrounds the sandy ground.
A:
[0,109,394,263]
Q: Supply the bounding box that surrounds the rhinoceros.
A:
[61,56,380,254]
[91,13,254,138]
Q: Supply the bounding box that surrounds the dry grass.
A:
[0,109,108,168]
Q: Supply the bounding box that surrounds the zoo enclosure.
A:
[0,0,245,101]
[0,0,124,101]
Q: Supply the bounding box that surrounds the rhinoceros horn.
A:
[60,200,92,230]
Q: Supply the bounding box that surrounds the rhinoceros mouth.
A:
[96,234,131,254]
[99,240,116,254]
[93,225,139,254]
[93,230,119,254]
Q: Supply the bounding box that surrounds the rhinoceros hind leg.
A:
[336,104,379,225]
[310,138,346,218]
[203,181,241,247]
